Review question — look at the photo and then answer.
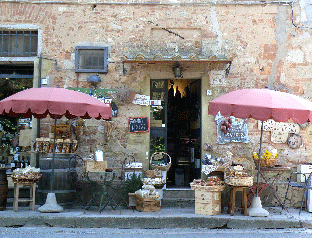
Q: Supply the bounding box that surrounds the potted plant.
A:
[123,173,143,208]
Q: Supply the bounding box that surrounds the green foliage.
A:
[122,173,143,198]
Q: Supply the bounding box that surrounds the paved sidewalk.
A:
[0,206,312,229]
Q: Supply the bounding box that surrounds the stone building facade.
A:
[1,0,312,207]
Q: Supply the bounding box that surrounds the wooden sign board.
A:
[51,125,71,139]
[129,117,149,133]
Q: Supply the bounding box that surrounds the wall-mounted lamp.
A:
[173,63,183,78]
[87,75,101,88]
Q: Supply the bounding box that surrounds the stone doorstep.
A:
[161,198,195,208]
[162,188,195,207]
[162,188,195,199]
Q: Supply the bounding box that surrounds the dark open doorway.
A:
[150,78,201,187]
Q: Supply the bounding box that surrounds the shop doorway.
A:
[150,78,201,187]
[0,64,33,160]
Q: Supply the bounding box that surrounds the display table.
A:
[250,166,290,210]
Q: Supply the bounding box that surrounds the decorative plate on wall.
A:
[287,133,303,149]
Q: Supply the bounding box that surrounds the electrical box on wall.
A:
[206,90,212,96]
[41,78,48,85]
[297,164,312,182]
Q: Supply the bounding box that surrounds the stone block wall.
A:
[1,0,312,207]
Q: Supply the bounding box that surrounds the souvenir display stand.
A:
[190,180,225,215]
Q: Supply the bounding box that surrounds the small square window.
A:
[75,46,108,73]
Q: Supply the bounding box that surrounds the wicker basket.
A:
[252,142,278,168]
[190,183,225,192]
[224,157,254,187]
[11,174,42,184]
[225,157,255,175]
[224,176,253,187]
[150,152,172,171]
[145,169,162,178]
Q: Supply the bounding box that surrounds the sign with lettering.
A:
[215,112,249,144]
[209,70,226,86]
[129,117,149,133]
[132,94,150,106]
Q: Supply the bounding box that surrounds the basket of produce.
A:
[252,142,278,168]
[190,177,225,191]
[150,152,172,171]
[11,166,42,184]
[224,158,254,187]
[143,177,166,189]
[145,169,162,178]
[135,185,161,212]
[224,174,253,187]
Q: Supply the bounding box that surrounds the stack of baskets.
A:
[253,142,278,168]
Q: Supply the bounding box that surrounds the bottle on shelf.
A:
[21,156,25,168]
[16,156,21,169]
[14,147,21,169]
[94,89,97,98]
[0,156,5,168]
[11,156,17,172]
[25,156,30,167]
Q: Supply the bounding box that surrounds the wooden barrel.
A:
[38,154,76,206]
[0,168,8,211]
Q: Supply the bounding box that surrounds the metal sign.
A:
[215,112,249,144]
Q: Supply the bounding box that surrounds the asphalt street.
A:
[0,227,312,238]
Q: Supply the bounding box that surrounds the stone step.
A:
[162,188,195,207]
[163,188,194,199]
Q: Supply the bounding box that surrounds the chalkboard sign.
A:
[129,117,149,133]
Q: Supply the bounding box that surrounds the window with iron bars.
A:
[75,46,108,73]
[0,30,38,57]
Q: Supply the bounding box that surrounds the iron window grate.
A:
[0,30,38,57]
[75,46,108,73]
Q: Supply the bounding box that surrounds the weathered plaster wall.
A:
[1,1,312,206]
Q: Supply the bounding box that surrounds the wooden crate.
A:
[195,190,222,215]
[195,202,221,215]
[136,196,161,212]
[84,160,107,172]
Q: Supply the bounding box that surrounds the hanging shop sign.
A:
[129,117,149,133]
[132,94,150,106]
[258,119,300,143]
[271,131,289,143]
[209,70,226,87]
[258,119,300,133]
[215,112,249,144]
[150,100,162,106]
